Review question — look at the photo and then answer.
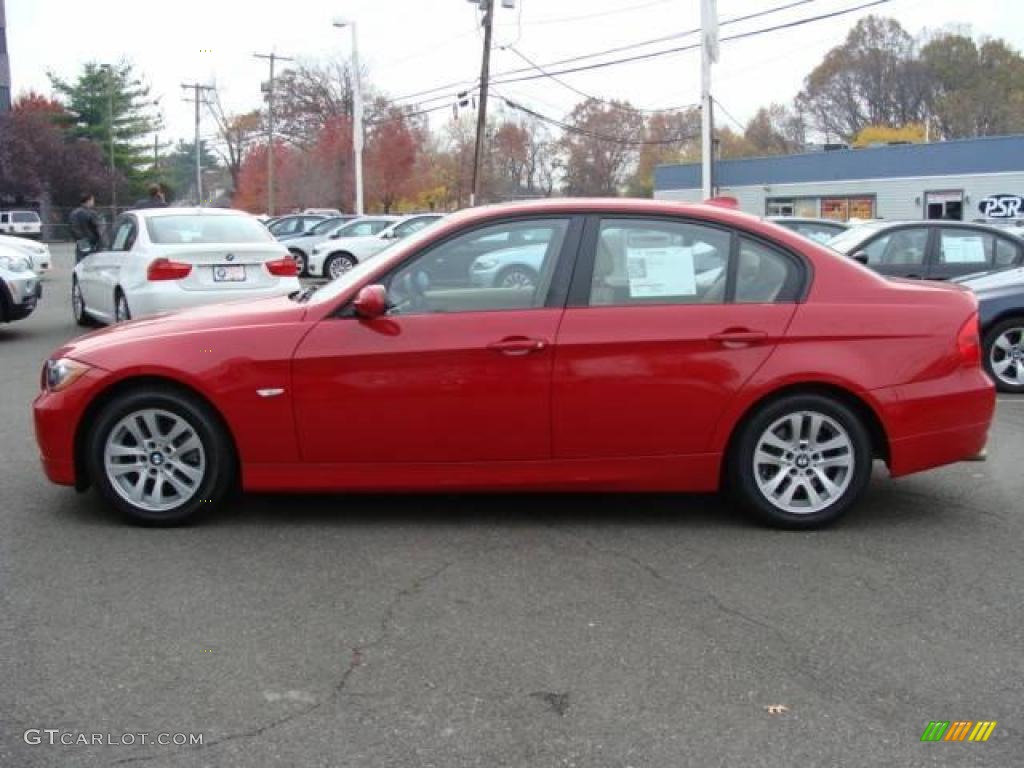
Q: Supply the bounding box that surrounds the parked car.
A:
[303,208,345,217]
[267,214,328,240]
[0,210,43,239]
[0,249,41,323]
[766,216,849,245]
[308,214,445,280]
[956,266,1024,393]
[34,198,994,529]
[71,208,300,326]
[304,216,400,279]
[828,220,1024,280]
[280,216,363,275]
[0,233,52,274]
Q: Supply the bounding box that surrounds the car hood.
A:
[955,266,1024,295]
[55,295,307,365]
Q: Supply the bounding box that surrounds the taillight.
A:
[957,311,981,367]
[147,258,192,281]
[266,257,298,277]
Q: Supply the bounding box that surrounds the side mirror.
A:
[353,284,388,319]
[852,251,869,265]
[329,232,341,239]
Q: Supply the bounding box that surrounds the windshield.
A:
[146,214,274,244]
[827,223,888,254]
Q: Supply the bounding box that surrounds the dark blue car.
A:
[957,266,1024,393]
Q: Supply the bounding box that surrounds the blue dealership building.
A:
[654,134,1024,224]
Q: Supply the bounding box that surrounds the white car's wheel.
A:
[72,279,92,327]
[115,291,132,323]
[325,253,357,280]
[289,249,307,276]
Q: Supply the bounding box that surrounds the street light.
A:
[333,17,364,216]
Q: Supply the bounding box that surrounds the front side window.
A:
[862,228,928,265]
[110,217,136,251]
[339,219,392,237]
[994,237,1023,268]
[588,219,730,306]
[384,219,570,316]
[938,229,993,265]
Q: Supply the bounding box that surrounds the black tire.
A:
[982,317,1024,394]
[71,278,93,327]
[727,394,872,529]
[84,386,236,526]
[495,265,538,289]
[114,289,131,323]
[289,248,308,276]
[324,253,357,281]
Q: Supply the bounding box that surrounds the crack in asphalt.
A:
[110,560,454,765]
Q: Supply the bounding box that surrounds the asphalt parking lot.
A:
[2,244,1022,767]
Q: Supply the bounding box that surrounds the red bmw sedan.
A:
[33,199,995,528]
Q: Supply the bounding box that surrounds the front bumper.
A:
[33,366,111,487]
[3,273,42,321]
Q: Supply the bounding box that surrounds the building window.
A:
[766,198,820,218]
[924,190,964,221]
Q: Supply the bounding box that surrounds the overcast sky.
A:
[8,0,1024,143]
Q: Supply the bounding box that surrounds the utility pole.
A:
[333,19,363,215]
[254,51,293,216]
[101,64,117,212]
[181,82,215,205]
[470,0,496,207]
[700,0,719,201]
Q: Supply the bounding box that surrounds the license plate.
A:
[212,265,246,282]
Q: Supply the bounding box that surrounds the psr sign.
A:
[979,194,1023,219]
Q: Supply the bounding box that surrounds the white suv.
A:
[0,210,43,238]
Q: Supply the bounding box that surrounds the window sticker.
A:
[943,236,987,264]
[626,246,697,298]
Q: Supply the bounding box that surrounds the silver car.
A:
[0,248,42,323]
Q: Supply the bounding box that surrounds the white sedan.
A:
[0,233,51,274]
[308,214,445,280]
[72,208,301,326]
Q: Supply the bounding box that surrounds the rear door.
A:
[552,216,803,460]
[929,227,1006,280]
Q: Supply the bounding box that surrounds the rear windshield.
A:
[146,215,274,244]
[12,212,40,223]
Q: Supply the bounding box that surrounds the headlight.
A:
[43,358,91,392]
[472,259,498,271]
[0,254,30,272]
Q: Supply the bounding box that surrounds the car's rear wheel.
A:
[496,266,538,289]
[325,253,357,280]
[983,318,1024,393]
[114,290,131,323]
[729,394,872,529]
[85,387,235,525]
[72,278,92,327]
[289,248,307,276]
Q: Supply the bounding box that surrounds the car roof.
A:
[133,207,257,219]
[766,216,847,226]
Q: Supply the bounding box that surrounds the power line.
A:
[390,0,822,105]
[502,0,674,27]
[712,97,746,132]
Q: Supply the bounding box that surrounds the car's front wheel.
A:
[72,278,92,327]
[289,248,307,276]
[728,394,872,529]
[983,318,1024,393]
[85,387,235,525]
[324,253,357,280]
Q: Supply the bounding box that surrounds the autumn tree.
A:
[743,104,806,156]
[627,108,701,196]
[796,16,929,141]
[272,59,358,148]
[560,99,644,196]
[365,109,419,213]
[206,89,261,193]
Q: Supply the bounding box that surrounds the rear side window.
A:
[736,238,803,303]
[938,228,993,265]
[588,219,730,306]
[995,237,1023,268]
[12,211,40,223]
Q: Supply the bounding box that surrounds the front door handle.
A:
[710,329,768,348]
[487,337,548,356]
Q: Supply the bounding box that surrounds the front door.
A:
[292,217,579,464]
[553,217,802,459]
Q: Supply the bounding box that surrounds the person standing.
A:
[68,193,103,263]
[130,184,168,210]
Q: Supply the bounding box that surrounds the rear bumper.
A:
[873,367,996,477]
[128,280,301,318]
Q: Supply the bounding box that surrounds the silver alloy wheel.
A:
[753,410,855,515]
[499,268,536,289]
[115,293,130,322]
[291,251,306,275]
[990,327,1024,387]
[328,255,355,280]
[72,281,84,320]
[103,408,206,513]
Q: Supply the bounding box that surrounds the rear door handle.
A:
[710,329,769,347]
[487,337,548,356]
